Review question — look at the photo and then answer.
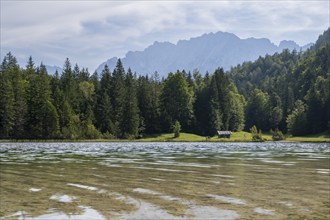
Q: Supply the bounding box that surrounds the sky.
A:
[1,0,329,71]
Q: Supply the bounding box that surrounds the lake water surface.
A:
[0,142,329,219]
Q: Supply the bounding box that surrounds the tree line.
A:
[0,54,244,139]
[0,28,328,139]
[230,28,329,135]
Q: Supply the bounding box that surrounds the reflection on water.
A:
[0,142,329,219]
[254,207,274,215]
[206,194,246,205]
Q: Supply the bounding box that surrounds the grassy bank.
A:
[285,131,330,142]
[137,131,329,142]
[1,131,329,143]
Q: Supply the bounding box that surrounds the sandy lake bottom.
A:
[0,142,329,219]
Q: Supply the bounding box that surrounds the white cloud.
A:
[1,0,329,71]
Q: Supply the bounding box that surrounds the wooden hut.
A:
[217,131,232,138]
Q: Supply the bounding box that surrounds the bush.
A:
[173,120,181,138]
[85,123,101,139]
[102,131,115,139]
[271,129,285,141]
[250,125,264,142]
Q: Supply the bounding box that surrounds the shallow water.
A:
[0,142,329,219]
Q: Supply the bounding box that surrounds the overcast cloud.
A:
[1,0,329,71]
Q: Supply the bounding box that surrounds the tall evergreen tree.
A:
[0,58,15,138]
[27,63,59,139]
[110,59,126,137]
[0,52,18,71]
[79,80,99,139]
[61,58,79,113]
[137,75,161,134]
[11,61,28,139]
[208,68,231,132]
[193,72,212,135]
[0,52,26,139]
[121,68,139,138]
[95,65,114,134]
[50,70,66,136]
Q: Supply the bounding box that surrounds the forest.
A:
[0,29,329,140]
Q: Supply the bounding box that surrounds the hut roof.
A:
[217,131,232,135]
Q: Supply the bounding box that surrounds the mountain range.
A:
[45,65,62,75]
[95,31,312,76]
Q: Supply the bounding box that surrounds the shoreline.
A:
[0,139,329,143]
[1,131,329,144]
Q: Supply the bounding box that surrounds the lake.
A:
[0,142,329,219]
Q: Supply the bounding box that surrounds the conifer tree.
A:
[61,58,79,113]
[95,65,114,134]
[137,75,160,133]
[121,68,139,138]
[12,60,28,139]
[0,52,25,139]
[27,63,59,139]
[208,68,231,132]
[193,80,211,135]
[0,66,15,138]
[111,59,126,137]
[50,70,65,136]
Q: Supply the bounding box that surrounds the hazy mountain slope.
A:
[45,65,62,75]
[96,31,311,76]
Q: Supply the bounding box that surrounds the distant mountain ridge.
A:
[45,65,62,75]
[96,31,312,76]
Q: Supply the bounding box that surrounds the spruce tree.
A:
[61,58,79,113]
[208,68,231,133]
[0,69,15,138]
[27,63,59,139]
[110,59,126,137]
[12,65,28,139]
[51,70,66,136]
[121,68,139,138]
[137,75,160,134]
[194,81,211,135]
[95,65,114,134]
[0,53,24,139]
